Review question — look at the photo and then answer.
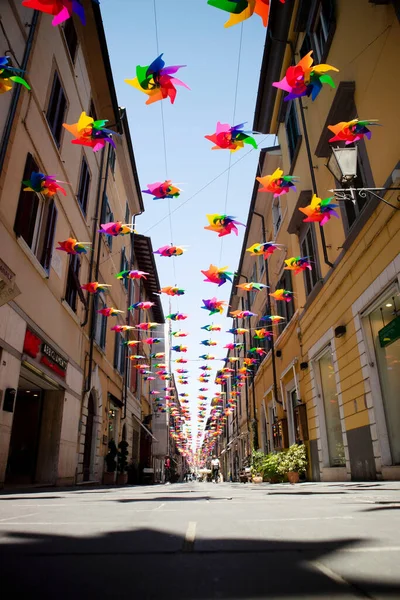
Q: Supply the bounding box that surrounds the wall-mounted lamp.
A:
[335,325,347,338]
[300,362,308,371]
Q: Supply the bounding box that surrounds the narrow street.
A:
[1,481,400,599]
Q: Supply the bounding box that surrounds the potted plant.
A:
[103,439,117,484]
[251,450,265,483]
[117,440,129,485]
[279,444,308,484]
[262,452,284,483]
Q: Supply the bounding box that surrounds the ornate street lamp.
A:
[326,147,400,209]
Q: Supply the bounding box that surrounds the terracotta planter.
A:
[287,471,300,484]
[252,475,263,484]
[103,471,116,485]
[269,475,281,484]
[117,472,128,485]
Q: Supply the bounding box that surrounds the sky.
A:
[100,0,270,449]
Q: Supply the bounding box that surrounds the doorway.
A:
[83,393,95,481]
[6,388,43,484]
[317,349,345,467]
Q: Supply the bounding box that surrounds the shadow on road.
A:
[115,496,230,503]
[1,528,399,598]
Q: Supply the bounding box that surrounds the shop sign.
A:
[379,316,400,348]
[0,258,21,307]
[22,329,68,378]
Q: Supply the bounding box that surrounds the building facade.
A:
[227,0,400,481]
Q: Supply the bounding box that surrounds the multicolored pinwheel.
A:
[125,54,189,105]
[236,282,268,291]
[249,347,267,356]
[137,322,158,330]
[227,328,248,334]
[257,168,298,197]
[56,238,91,254]
[116,270,148,281]
[63,112,117,152]
[172,345,188,353]
[129,301,155,310]
[201,324,222,332]
[111,325,135,333]
[97,307,124,317]
[328,119,380,144]
[143,337,162,345]
[154,245,186,257]
[22,0,96,26]
[142,180,181,200]
[246,242,282,258]
[172,331,188,337]
[199,354,216,360]
[230,310,257,318]
[160,286,185,296]
[204,214,245,237]
[166,312,188,321]
[200,340,218,346]
[254,328,273,339]
[224,342,243,350]
[23,172,66,197]
[273,51,338,101]
[81,282,111,294]
[270,289,294,302]
[205,122,257,152]
[260,315,285,323]
[98,222,135,236]
[284,257,312,275]
[0,56,30,94]
[202,297,228,315]
[201,265,234,286]
[207,0,285,28]
[299,194,339,226]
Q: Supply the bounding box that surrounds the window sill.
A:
[61,299,81,325]
[93,340,106,355]
[17,236,49,279]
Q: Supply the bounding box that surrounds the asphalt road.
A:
[1,480,400,599]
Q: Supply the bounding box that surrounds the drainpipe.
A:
[0,11,39,175]
[122,214,136,421]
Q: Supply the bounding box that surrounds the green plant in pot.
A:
[251,450,265,482]
[262,452,284,483]
[104,439,117,484]
[117,440,129,485]
[279,444,308,484]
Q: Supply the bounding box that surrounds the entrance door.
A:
[6,389,43,484]
[83,393,95,481]
[317,350,345,467]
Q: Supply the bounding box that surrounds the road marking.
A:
[0,512,39,523]
[311,561,353,587]
[154,503,165,511]
[241,515,353,523]
[182,521,196,552]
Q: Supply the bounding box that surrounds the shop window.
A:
[275,270,295,334]
[114,332,126,375]
[77,156,90,214]
[63,18,78,63]
[120,247,129,290]
[317,349,345,467]
[14,153,58,273]
[109,147,116,174]
[272,196,282,235]
[65,254,81,312]
[46,71,67,147]
[100,195,113,251]
[94,294,107,349]
[285,102,301,165]
[300,224,320,296]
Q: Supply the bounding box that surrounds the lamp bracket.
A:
[328,188,400,210]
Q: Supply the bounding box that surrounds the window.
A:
[120,247,129,290]
[285,102,301,164]
[312,0,335,62]
[46,71,67,147]
[272,196,282,235]
[100,195,113,251]
[249,264,258,307]
[77,156,90,214]
[258,254,265,279]
[125,202,130,225]
[317,349,345,467]
[89,99,97,122]
[109,147,116,174]
[114,332,126,375]
[63,18,78,62]
[65,254,81,312]
[14,153,58,273]
[300,224,320,296]
[275,270,295,334]
[94,294,107,349]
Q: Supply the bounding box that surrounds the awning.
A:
[132,413,158,442]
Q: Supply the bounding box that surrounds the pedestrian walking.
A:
[211,455,220,483]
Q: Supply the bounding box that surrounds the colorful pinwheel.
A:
[143,337,162,344]
[116,270,148,281]
[270,289,294,302]
[201,324,222,332]
[142,180,181,200]
[56,238,91,254]
[273,51,338,102]
[22,0,96,26]
[246,242,282,258]
[200,340,218,346]
[125,54,189,105]
[136,322,158,330]
[129,301,155,310]
[236,282,268,291]
[299,194,339,226]
[224,342,243,350]
[23,172,66,197]
[201,265,233,286]
[125,340,140,347]
[172,345,188,353]
[0,56,30,94]
[249,347,267,356]
[97,307,124,317]
[111,325,135,333]
[230,310,257,318]
[328,119,380,145]
[227,328,248,334]
[172,331,188,337]
[166,312,188,321]
[175,358,188,363]
[176,369,189,374]
[63,112,117,152]
[151,352,165,358]
[207,0,284,28]
[284,256,312,275]
[205,122,257,152]
[81,282,111,294]
[199,354,216,360]
[201,297,227,315]
[154,245,186,257]
[204,214,245,237]
[257,168,298,197]
[260,315,285,322]
[254,328,273,339]
[98,222,135,236]
[160,286,185,296]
